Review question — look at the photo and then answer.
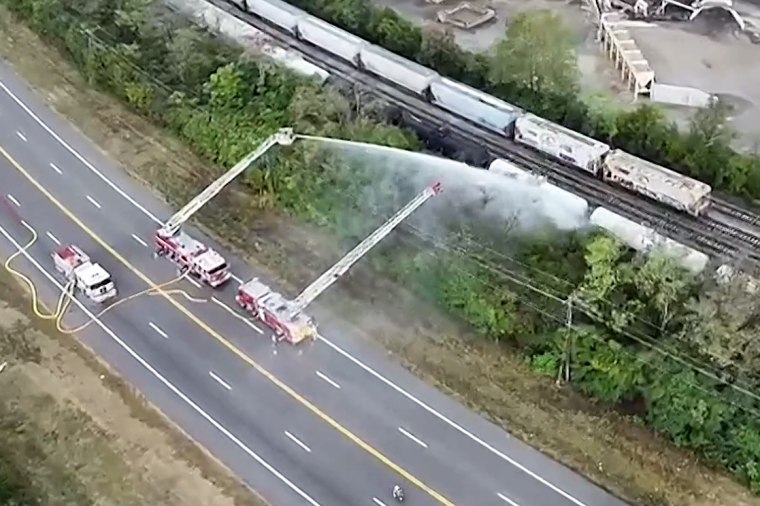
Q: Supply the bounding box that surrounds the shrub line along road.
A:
[0,62,627,506]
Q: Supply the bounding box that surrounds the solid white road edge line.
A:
[148,321,168,339]
[45,231,60,245]
[397,427,428,449]
[131,233,148,247]
[318,334,589,506]
[16,131,26,142]
[6,194,20,207]
[498,492,521,506]
[211,296,263,333]
[0,81,165,225]
[315,371,341,390]
[209,370,232,391]
[49,162,62,174]
[0,223,322,506]
[2,76,589,506]
[284,431,312,453]
[86,195,102,209]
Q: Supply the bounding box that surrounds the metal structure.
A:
[289,181,442,316]
[154,128,296,287]
[236,181,441,343]
[160,128,296,237]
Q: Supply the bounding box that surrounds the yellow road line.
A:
[0,145,455,506]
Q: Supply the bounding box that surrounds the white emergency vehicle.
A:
[52,245,117,303]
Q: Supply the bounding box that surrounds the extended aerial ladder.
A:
[288,181,442,317]
[159,128,296,236]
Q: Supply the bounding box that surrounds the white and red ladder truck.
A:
[153,128,296,287]
[236,181,442,344]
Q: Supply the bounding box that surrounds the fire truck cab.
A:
[154,227,231,287]
[52,245,117,303]
[235,278,317,344]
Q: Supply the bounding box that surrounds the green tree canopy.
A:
[488,10,579,97]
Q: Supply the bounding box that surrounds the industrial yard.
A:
[371,0,760,150]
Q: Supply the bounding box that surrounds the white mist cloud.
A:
[316,139,590,233]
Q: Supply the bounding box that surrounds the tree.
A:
[634,253,692,333]
[678,276,760,384]
[488,10,579,98]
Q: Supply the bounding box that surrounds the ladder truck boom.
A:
[289,181,442,316]
[161,128,296,236]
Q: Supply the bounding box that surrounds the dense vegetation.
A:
[258,0,760,201]
[8,0,760,496]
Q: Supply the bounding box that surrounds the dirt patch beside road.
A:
[0,265,266,506]
[0,5,758,506]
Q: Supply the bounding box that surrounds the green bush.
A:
[281,0,760,201]
[8,0,760,494]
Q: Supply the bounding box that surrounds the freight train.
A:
[228,0,713,217]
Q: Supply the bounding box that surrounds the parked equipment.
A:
[52,244,117,303]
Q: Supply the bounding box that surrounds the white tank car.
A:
[602,150,712,216]
[429,78,522,135]
[590,207,709,274]
[489,158,589,230]
[167,0,328,83]
[514,114,611,175]
[245,0,303,33]
[297,16,365,64]
[359,45,438,95]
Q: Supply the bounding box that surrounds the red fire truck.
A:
[236,182,442,344]
[151,129,296,288]
[153,228,231,287]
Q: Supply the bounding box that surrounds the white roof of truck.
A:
[165,230,225,271]
[195,249,226,272]
[75,262,111,286]
[605,150,712,206]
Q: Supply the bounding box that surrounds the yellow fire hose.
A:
[4,221,208,335]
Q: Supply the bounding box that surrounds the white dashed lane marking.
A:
[398,427,428,449]
[315,370,341,390]
[49,162,62,174]
[86,195,101,209]
[46,231,60,245]
[6,194,20,207]
[16,131,26,142]
[131,233,148,247]
[209,371,232,390]
[498,493,521,506]
[284,431,312,453]
[148,322,168,339]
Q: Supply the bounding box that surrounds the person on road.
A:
[392,485,404,501]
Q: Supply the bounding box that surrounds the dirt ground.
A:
[0,267,266,506]
[1,5,759,506]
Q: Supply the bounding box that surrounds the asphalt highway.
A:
[0,60,628,506]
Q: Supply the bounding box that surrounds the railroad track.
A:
[210,0,760,271]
